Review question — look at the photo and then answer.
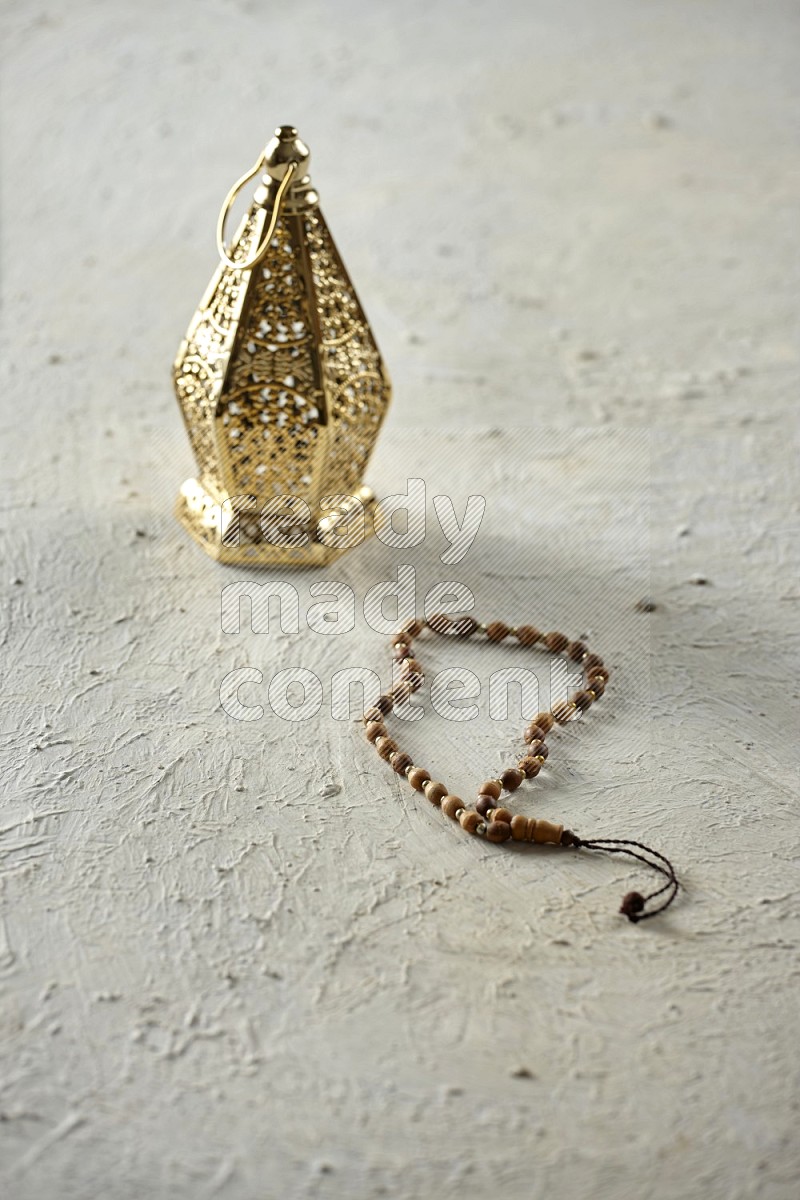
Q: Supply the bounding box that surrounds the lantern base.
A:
[175,478,379,567]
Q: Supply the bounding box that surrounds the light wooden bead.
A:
[478,780,502,800]
[552,699,576,724]
[534,712,555,734]
[375,736,398,761]
[510,813,529,840]
[486,820,512,843]
[391,751,413,775]
[442,794,463,820]
[400,618,423,637]
[518,756,541,778]
[459,810,481,834]
[424,780,447,805]
[500,768,523,792]
[407,767,431,791]
[401,657,423,677]
[365,721,386,743]
[363,706,383,724]
[493,807,514,825]
[532,819,564,845]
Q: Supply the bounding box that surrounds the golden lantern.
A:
[173,125,391,565]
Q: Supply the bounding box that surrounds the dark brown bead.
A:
[476,795,495,818]
[391,631,412,647]
[518,755,542,778]
[567,640,587,662]
[390,680,412,704]
[393,642,412,661]
[375,736,398,761]
[583,653,604,673]
[363,706,383,724]
[534,712,555,734]
[523,723,546,744]
[544,631,569,653]
[391,752,413,775]
[528,740,548,760]
[401,658,423,677]
[486,820,512,844]
[404,671,425,692]
[516,625,541,647]
[365,720,386,743]
[400,618,423,637]
[588,677,606,698]
[426,612,452,634]
[450,615,478,638]
[493,807,514,824]
[375,694,394,714]
[573,690,593,712]
[500,768,523,792]
[485,621,510,642]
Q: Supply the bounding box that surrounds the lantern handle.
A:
[215,155,298,272]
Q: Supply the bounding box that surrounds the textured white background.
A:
[1,2,799,1198]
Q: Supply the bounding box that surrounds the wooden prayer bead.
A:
[544,631,569,653]
[407,767,431,791]
[426,612,452,634]
[589,666,610,683]
[391,631,412,647]
[500,768,523,792]
[375,736,398,761]
[478,779,502,799]
[524,724,546,744]
[510,813,529,840]
[485,621,510,642]
[534,712,555,734]
[516,625,541,646]
[573,690,593,712]
[476,795,495,818]
[390,680,412,704]
[492,807,514,825]
[451,615,478,637]
[375,694,394,714]
[518,756,541,778]
[365,721,386,743]
[401,658,423,677]
[391,751,413,775]
[583,653,604,673]
[441,794,463,820]
[486,820,512,843]
[423,780,447,805]
[400,618,423,637]
[528,740,548,759]
[588,677,606,698]
[567,640,588,662]
[363,706,383,724]
[459,810,481,834]
[531,819,564,845]
[393,643,412,661]
[552,699,576,724]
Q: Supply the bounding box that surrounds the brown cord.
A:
[562,833,680,922]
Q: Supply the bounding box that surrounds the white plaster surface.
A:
[1,2,799,1197]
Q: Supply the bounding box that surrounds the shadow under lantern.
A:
[173,126,391,565]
